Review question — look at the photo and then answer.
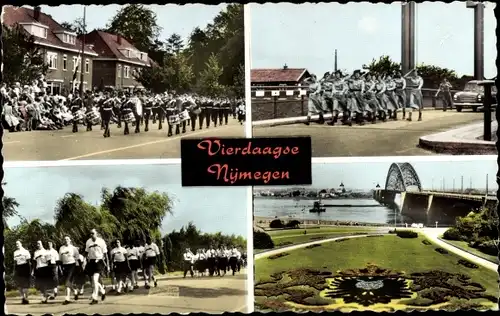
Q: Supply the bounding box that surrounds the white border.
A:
[243,4,254,314]
[244,3,252,140]
[3,159,182,168]
[311,155,498,164]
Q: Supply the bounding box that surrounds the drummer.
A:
[84,92,95,132]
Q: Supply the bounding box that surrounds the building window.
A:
[47,52,58,70]
[62,55,67,71]
[85,59,90,73]
[72,56,81,72]
[124,66,130,78]
[117,65,121,78]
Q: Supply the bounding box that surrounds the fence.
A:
[250,85,458,121]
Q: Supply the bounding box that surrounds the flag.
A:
[72,64,79,82]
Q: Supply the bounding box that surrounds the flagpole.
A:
[79,6,86,98]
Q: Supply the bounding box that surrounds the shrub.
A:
[442,227,462,241]
[286,220,301,228]
[268,252,289,260]
[422,240,432,245]
[396,230,418,238]
[475,240,499,256]
[270,219,285,229]
[435,248,449,255]
[458,259,479,269]
[305,244,321,249]
[388,229,397,234]
[254,231,275,249]
[277,241,293,247]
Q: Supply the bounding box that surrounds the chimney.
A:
[117,35,122,45]
[34,6,41,21]
[283,64,288,70]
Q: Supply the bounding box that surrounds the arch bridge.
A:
[373,162,496,226]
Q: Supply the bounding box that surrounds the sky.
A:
[38,4,227,43]
[250,2,497,78]
[257,158,497,191]
[4,164,248,237]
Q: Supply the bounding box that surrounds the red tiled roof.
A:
[2,6,97,55]
[83,30,152,67]
[251,68,308,83]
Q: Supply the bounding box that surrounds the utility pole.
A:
[485,174,488,196]
[79,6,87,98]
[461,176,464,192]
[334,49,338,72]
[452,178,455,192]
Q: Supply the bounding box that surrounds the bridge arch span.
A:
[384,163,422,192]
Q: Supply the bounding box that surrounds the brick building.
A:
[251,65,311,87]
[3,6,98,94]
[82,30,153,91]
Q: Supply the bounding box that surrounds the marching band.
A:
[1,79,246,136]
[303,68,424,126]
[10,229,247,305]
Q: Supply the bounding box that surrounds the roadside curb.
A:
[418,121,497,154]
[437,237,498,265]
[253,107,446,128]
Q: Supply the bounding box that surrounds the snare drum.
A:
[179,110,190,121]
[122,112,136,123]
[74,111,85,124]
[192,107,202,115]
[86,111,101,126]
[168,114,180,125]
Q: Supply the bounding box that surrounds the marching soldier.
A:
[183,248,194,278]
[84,92,95,131]
[222,98,231,125]
[405,69,424,121]
[393,71,407,120]
[70,94,83,133]
[101,94,116,138]
[142,95,154,132]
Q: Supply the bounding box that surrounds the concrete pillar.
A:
[401,2,416,74]
[400,191,407,213]
[426,194,434,214]
[467,1,485,80]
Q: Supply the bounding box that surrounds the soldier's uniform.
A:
[70,96,82,133]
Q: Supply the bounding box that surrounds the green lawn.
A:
[255,235,499,312]
[442,239,499,264]
[267,227,387,247]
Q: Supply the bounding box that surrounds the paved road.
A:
[422,228,498,272]
[6,272,249,315]
[253,111,485,157]
[3,119,245,161]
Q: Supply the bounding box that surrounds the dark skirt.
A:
[86,259,105,276]
[143,256,156,268]
[14,263,31,288]
[229,257,238,270]
[129,259,140,271]
[113,261,130,279]
[35,266,56,291]
[61,263,75,287]
[73,265,87,287]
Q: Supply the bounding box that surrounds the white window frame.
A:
[62,55,67,71]
[85,59,90,73]
[72,56,81,72]
[70,35,76,45]
[117,65,122,78]
[124,66,130,78]
[47,52,58,70]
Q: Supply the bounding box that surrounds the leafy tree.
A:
[416,63,459,89]
[165,33,184,56]
[2,24,49,85]
[106,4,161,52]
[163,53,194,93]
[231,63,245,98]
[133,66,168,94]
[60,17,87,36]
[254,231,274,250]
[198,53,225,97]
[362,55,401,76]
[100,186,173,246]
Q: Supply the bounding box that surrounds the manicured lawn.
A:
[443,239,498,264]
[255,235,498,312]
[267,227,387,246]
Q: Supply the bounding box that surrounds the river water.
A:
[254,198,404,225]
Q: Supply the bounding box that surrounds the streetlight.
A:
[466,1,485,80]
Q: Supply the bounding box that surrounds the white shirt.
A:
[198,253,206,260]
[59,245,78,265]
[144,243,159,258]
[183,252,193,262]
[127,247,139,260]
[85,237,107,260]
[230,248,240,258]
[13,248,31,265]
[111,247,127,262]
[137,246,145,258]
[48,248,59,264]
[34,249,50,269]
[76,254,86,268]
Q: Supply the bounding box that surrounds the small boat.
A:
[309,201,326,213]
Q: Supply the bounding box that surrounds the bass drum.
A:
[122,112,136,123]
[179,109,190,121]
[168,114,180,125]
[192,107,202,115]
